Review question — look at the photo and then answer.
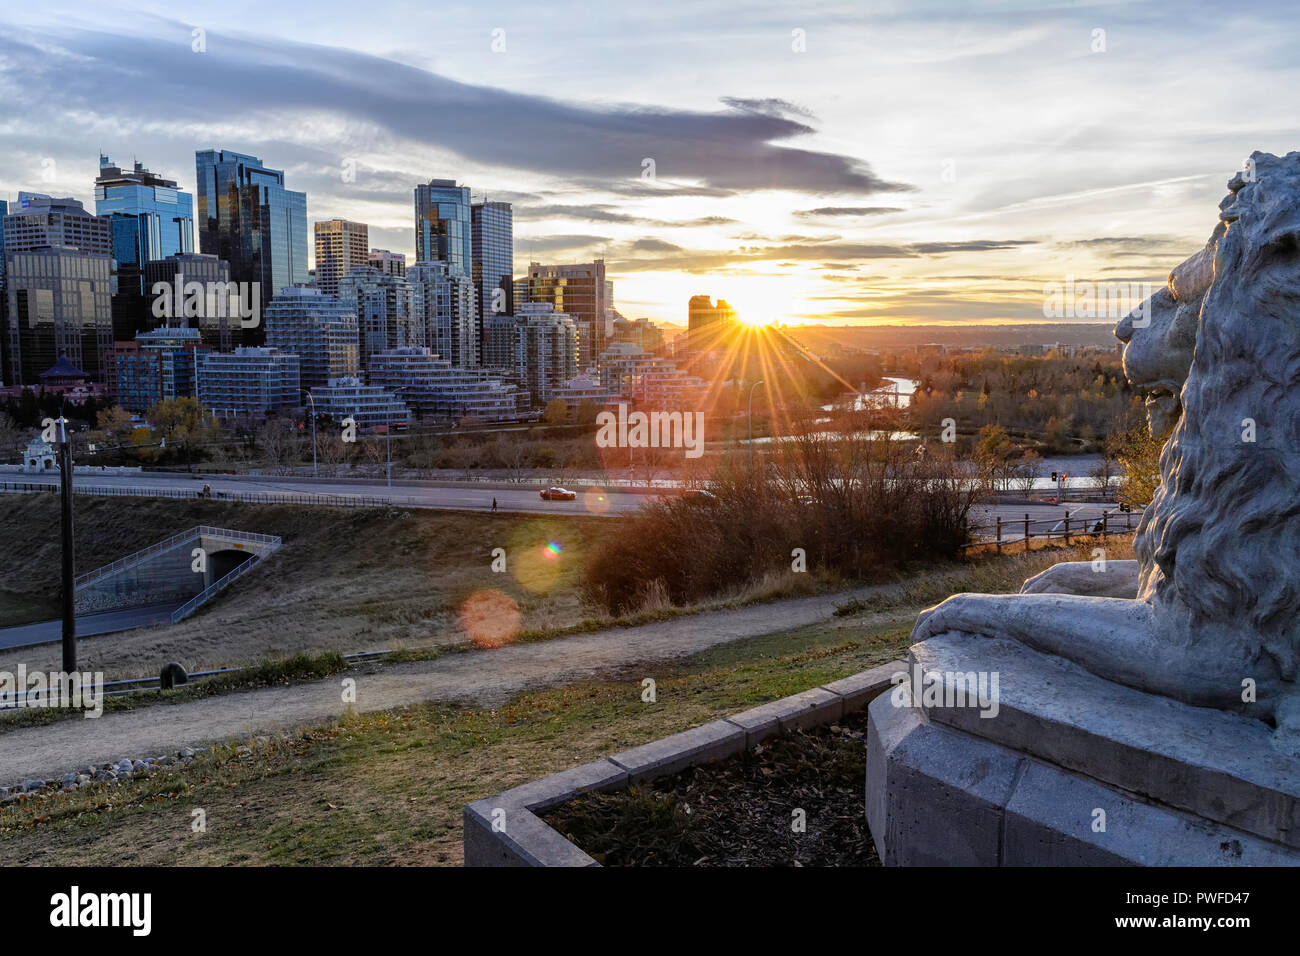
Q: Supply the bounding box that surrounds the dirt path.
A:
[0,578,926,785]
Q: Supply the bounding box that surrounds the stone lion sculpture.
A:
[914,150,1300,741]
[1018,184,1227,599]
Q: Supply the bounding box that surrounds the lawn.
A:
[0,537,1129,865]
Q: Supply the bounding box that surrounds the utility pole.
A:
[748,379,766,472]
[56,415,76,673]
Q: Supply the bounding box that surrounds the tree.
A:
[148,397,220,471]
[543,398,570,426]
[1108,413,1163,509]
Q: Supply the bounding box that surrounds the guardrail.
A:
[0,480,412,510]
[965,508,1143,552]
[170,533,282,624]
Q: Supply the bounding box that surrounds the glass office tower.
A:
[471,200,513,325]
[95,155,194,269]
[414,179,472,278]
[195,149,309,320]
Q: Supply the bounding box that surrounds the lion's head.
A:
[1115,235,1220,437]
[1136,150,1300,681]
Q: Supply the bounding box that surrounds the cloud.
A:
[795,206,905,218]
[515,204,736,228]
[515,234,612,255]
[0,24,913,196]
[608,238,1038,273]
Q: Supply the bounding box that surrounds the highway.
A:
[3,471,1130,530]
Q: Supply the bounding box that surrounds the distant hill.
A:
[786,323,1119,352]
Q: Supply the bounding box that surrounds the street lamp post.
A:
[305,392,318,479]
[748,379,766,472]
[55,415,76,673]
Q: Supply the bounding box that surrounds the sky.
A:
[1,0,1296,327]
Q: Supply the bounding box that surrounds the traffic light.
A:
[1051,472,1058,481]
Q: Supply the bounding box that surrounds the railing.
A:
[0,480,412,510]
[964,508,1143,552]
[169,534,283,624]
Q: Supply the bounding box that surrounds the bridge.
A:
[0,526,280,650]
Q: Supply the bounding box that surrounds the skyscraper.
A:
[524,260,613,370]
[414,179,472,277]
[337,266,420,370]
[4,193,111,256]
[313,219,369,296]
[195,149,309,316]
[407,260,478,368]
[94,155,194,270]
[3,196,114,384]
[5,248,114,385]
[471,200,513,325]
[512,302,579,406]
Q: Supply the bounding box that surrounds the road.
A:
[0,603,181,651]
[4,471,641,516]
[3,470,1131,535]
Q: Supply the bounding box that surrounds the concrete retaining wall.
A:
[463,661,903,867]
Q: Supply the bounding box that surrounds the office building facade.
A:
[313,219,369,296]
[523,260,613,369]
[5,247,114,385]
[194,149,309,315]
[368,249,406,277]
[414,179,472,277]
[471,200,513,325]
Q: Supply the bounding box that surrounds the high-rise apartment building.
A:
[313,219,368,296]
[407,260,478,367]
[264,287,360,391]
[368,249,406,277]
[112,326,208,413]
[308,376,409,430]
[413,179,472,277]
[523,260,613,369]
[5,247,114,385]
[512,302,579,407]
[195,149,309,316]
[337,266,420,370]
[471,200,513,327]
[196,347,301,420]
[368,346,525,423]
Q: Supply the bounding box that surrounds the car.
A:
[540,487,577,501]
[681,488,718,502]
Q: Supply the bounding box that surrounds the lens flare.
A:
[546,541,563,556]
[459,589,522,648]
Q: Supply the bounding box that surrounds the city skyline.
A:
[1,2,1297,327]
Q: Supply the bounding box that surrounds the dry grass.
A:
[0,495,610,679]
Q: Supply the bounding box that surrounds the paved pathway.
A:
[0,575,939,785]
[0,603,181,650]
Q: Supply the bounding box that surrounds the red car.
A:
[540,487,577,501]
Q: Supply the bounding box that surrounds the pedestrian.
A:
[492,497,498,512]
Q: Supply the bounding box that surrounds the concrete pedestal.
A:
[866,633,1300,865]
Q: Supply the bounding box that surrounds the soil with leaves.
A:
[544,711,880,866]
